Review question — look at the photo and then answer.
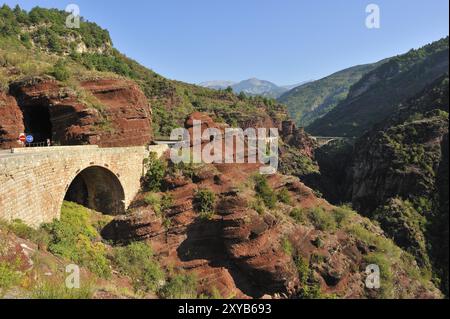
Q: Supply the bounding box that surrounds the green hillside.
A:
[0,5,287,136]
[278,62,381,127]
[307,37,449,137]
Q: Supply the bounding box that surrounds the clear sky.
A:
[2,0,449,85]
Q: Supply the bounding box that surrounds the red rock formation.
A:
[280,120,318,159]
[0,77,152,149]
[0,92,24,149]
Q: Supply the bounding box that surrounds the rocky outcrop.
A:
[0,92,24,149]
[100,113,441,299]
[0,77,152,149]
[280,119,318,159]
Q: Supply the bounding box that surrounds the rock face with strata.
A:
[0,92,24,148]
[0,76,152,149]
[280,119,318,159]
[101,114,441,299]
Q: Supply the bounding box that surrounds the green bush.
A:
[290,208,306,224]
[307,207,337,231]
[159,273,198,299]
[281,237,294,256]
[293,255,323,299]
[50,60,70,81]
[41,201,111,278]
[161,194,174,209]
[144,193,173,227]
[193,189,216,217]
[143,152,167,192]
[144,193,162,214]
[113,242,164,293]
[250,198,266,215]
[332,206,352,228]
[253,175,277,209]
[277,188,292,204]
[0,261,22,296]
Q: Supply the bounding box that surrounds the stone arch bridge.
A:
[0,145,166,227]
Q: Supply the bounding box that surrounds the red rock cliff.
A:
[0,76,152,149]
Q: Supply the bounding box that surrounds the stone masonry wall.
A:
[0,146,146,227]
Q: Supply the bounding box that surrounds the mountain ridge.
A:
[200,77,311,98]
[307,37,449,137]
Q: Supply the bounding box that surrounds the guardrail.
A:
[24,142,50,148]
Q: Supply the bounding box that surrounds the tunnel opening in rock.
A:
[64,166,125,215]
[21,104,53,144]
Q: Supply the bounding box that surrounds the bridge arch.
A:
[63,165,126,215]
[0,146,146,227]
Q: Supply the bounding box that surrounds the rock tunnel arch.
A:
[64,165,126,215]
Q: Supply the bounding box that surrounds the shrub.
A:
[364,252,394,299]
[290,208,306,224]
[294,255,310,284]
[6,219,50,248]
[332,206,352,228]
[193,189,216,216]
[143,152,167,192]
[31,280,93,299]
[161,194,174,211]
[250,198,265,215]
[293,255,324,299]
[50,60,70,81]
[159,273,198,299]
[307,207,337,231]
[0,261,22,296]
[41,201,111,278]
[281,237,294,256]
[113,242,164,293]
[277,188,292,204]
[312,237,324,248]
[144,193,161,214]
[253,175,276,209]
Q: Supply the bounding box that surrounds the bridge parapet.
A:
[0,146,147,227]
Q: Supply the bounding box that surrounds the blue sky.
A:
[2,0,449,85]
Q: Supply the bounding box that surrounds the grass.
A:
[293,255,327,299]
[307,207,337,231]
[4,219,50,248]
[31,280,93,299]
[277,188,292,205]
[253,175,277,209]
[288,205,353,231]
[144,193,173,227]
[41,201,111,279]
[0,260,23,297]
[112,242,164,293]
[144,193,173,217]
[290,208,306,224]
[159,273,198,299]
[281,237,294,256]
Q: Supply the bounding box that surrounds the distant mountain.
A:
[307,37,449,137]
[199,78,308,98]
[278,63,382,128]
[231,78,285,97]
[198,80,236,90]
